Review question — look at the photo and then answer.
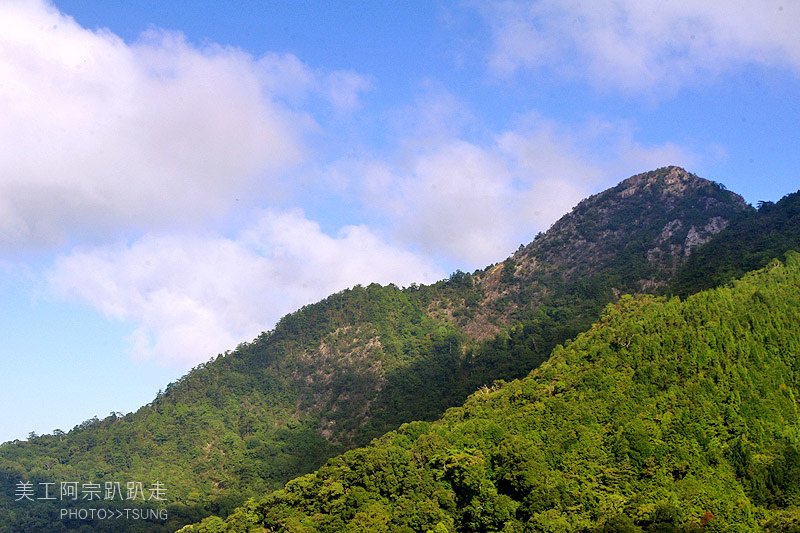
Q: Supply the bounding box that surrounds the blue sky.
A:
[0,0,798,443]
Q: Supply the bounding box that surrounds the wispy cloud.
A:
[334,109,697,267]
[47,209,443,366]
[479,0,800,92]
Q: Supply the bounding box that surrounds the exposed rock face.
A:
[520,166,748,282]
[461,166,752,336]
[683,216,730,255]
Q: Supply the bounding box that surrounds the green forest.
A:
[184,252,800,532]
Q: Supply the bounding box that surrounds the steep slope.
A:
[461,165,750,336]
[671,189,800,296]
[0,167,750,531]
[450,166,750,346]
[186,252,800,532]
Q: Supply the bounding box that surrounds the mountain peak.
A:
[619,166,716,196]
[455,167,753,342]
[506,166,749,288]
[622,164,687,191]
[614,166,747,208]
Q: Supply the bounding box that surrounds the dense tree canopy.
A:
[183,253,800,532]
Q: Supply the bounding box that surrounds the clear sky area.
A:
[1,1,798,442]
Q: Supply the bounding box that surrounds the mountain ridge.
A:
[0,166,760,531]
[671,188,800,296]
[460,165,749,339]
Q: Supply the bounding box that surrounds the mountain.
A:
[0,167,752,531]
[461,166,749,337]
[183,252,800,532]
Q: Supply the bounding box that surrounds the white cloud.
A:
[47,209,443,367]
[496,123,603,229]
[337,113,697,267]
[0,1,371,251]
[256,52,372,112]
[391,84,477,147]
[323,70,373,112]
[499,116,698,229]
[480,0,800,92]
[394,140,519,264]
[572,118,698,178]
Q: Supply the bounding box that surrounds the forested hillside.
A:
[672,189,800,296]
[184,252,800,532]
[0,167,753,531]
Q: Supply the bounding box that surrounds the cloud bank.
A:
[335,109,696,266]
[481,0,800,92]
[48,210,443,366]
[0,1,370,249]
